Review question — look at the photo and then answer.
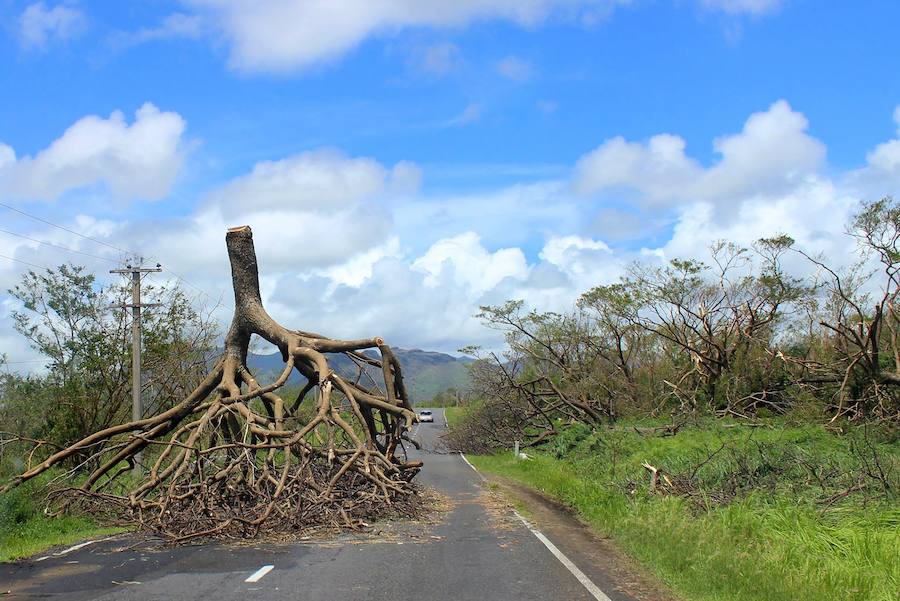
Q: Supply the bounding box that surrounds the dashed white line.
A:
[459,452,612,601]
[245,565,275,583]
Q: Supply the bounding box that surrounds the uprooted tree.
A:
[1,226,423,541]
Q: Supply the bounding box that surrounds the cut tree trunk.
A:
[3,226,423,541]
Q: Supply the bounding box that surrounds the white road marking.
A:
[513,511,614,601]
[460,452,612,601]
[245,565,274,583]
[35,537,113,561]
[459,453,485,480]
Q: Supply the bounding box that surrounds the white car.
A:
[418,410,434,423]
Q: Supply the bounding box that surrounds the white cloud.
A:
[845,106,900,197]
[109,13,205,50]
[657,179,857,262]
[0,103,187,202]
[702,99,825,199]
[18,1,86,49]
[448,102,482,126]
[13,98,899,359]
[207,149,401,214]
[573,100,826,212]
[186,0,637,73]
[395,180,579,251]
[99,150,420,299]
[495,55,534,81]
[573,132,701,203]
[318,237,403,288]
[699,0,783,15]
[406,41,462,76]
[265,231,619,352]
[412,232,528,295]
[390,161,423,194]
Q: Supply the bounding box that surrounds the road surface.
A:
[1,408,645,601]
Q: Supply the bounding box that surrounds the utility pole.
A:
[110,262,161,475]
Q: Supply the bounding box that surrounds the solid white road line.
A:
[245,565,274,583]
[513,511,613,601]
[35,538,112,562]
[459,453,485,481]
[459,452,613,601]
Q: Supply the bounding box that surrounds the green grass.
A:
[0,470,125,562]
[443,406,470,428]
[469,421,900,601]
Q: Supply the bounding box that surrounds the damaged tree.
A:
[2,226,422,541]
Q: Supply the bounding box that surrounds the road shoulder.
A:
[482,474,681,601]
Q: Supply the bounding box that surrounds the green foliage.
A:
[548,422,592,459]
[0,468,123,562]
[1,263,218,455]
[471,421,900,601]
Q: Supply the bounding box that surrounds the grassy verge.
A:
[0,470,126,562]
[442,406,469,428]
[468,421,899,601]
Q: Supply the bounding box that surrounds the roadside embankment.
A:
[467,421,899,601]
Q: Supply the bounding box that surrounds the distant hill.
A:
[245,348,472,404]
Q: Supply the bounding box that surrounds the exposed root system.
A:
[3,226,423,541]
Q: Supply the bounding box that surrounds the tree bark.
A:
[3,226,422,541]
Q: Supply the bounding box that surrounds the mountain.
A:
[245,348,472,403]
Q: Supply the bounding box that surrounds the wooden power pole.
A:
[111,262,161,474]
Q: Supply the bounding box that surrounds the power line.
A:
[1,359,46,365]
[0,252,51,271]
[0,228,121,265]
[0,201,139,257]
[160,265,233,311]
[0,202,230,312]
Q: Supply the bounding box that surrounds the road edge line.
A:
[460,451,614,601]
[459,452,485,481]
[513,510,614,601]
[35,536,114,562]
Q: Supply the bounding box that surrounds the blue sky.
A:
[1,0,900,362]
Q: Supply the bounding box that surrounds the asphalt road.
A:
[1,409,641,601]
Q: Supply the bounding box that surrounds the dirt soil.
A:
[486,475,681,601]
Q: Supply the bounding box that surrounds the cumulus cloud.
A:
[573,133,701,203]
[70,149,423,316]
[12,99,900,358]
[573,100,826,213]
[656,178,857,262]
[263,231,621,352]
[0,103,187,202]
[18,1,86,50]
[412,232,529,294]
[207,149,406,214]
[845,106,900,198]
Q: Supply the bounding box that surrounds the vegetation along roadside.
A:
[448,199,900,601]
